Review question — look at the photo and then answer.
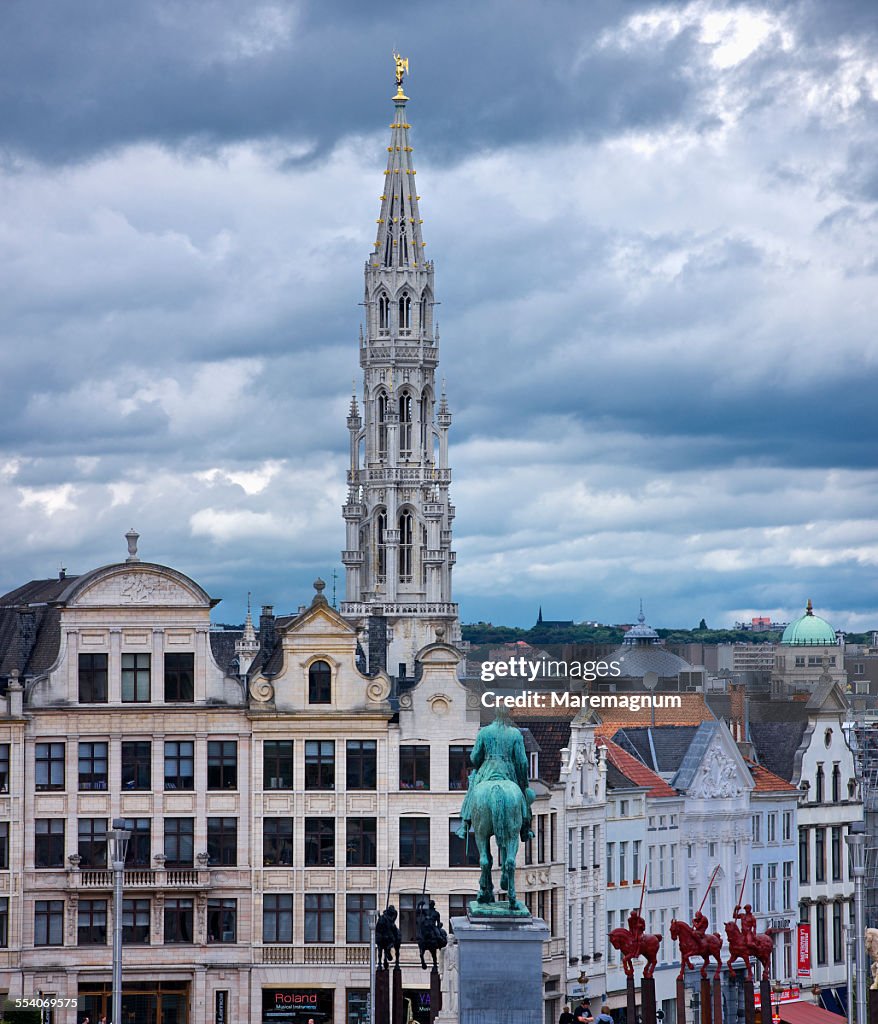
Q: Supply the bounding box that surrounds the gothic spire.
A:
[371,54,426,270]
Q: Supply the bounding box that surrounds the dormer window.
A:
[308,660,332,704]
[529,751,539,780]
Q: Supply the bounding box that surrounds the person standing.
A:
[559,1005,575,1024]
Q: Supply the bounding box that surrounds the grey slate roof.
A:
[748,720,808,783]
[0,577,73,678]
[612,725,701,774]
[209,630,242,675]
[670,721,719,791]
[606,762,646,791]
[609,643,691,679]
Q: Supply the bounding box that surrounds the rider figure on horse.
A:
[692,910,709,937]
[627,910,646,949]
[455,710,535,843]
[733,904,757,948]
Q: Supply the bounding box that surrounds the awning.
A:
[779,1002,846,1024]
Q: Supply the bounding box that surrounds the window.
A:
[537,815,546,863]
[78,899,107,946]
[164,818,194,869]
[376,508,387,578]
[567,828,574,870]
[35,900,64,945]
[832,764,841,803]
[207,740,237,790]
[78,742,108,791]
[346,818,376,867]
[346,740,376,790]
[658,845,666,887]
[831,825,842,881]
[164,741,194,790]
[123,818,151,868]
[35,819,65,868]
[122,741,151,790]
[0,744,8,792]
[449,746,473,790]
[264,740,294,790]
[767,813,777,843]
[305,740,335,790]
[378,292,390,332]
[207,817,237,866]
[208,898,237,944]
[449,819,479,868]
[752,864,762,913]
[399,818,430,867]
[308,660,332,704]
[607,842,615,885]
[633,840,641,881]
[35,742,65,791]
[399,746,430,790]
[346,893,376,943]
[263,894,293,943]
[593,825,600,868]
[348,992,369,1024]
[833,901,843,962]
[815,902,826,965]
[620,800,629,817]
[399,397,413,461]
[398,509,414,579]
[815,827,826,883]
[123,898,151,944]
[305,818,335,867]
[121,652,150,702]
[783,811,792,843]
[264,818,294,867]
[164,898,193,943]
[377,397,389,461]
[752,813,762,844]
[815,764,824,803]
[164,652,194,702]
[0,897,8,947]
[619,842,628,884]
[0,823,7,870]
[399,894,424,943]
[79,653,108,703]
[799,827,809,883]
[78,818,107,868]
[305,893,335,943]
[398,292,411,330]
[708,842,717,858]
[783,861,793,910]
[580,827,588,871]
[768,863,778,912]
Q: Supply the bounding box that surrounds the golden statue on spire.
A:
[393,52,409,99]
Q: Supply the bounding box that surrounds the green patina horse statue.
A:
[457,711,535,909]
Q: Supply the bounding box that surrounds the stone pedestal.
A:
[701,978,712,1024]
[451,915,549,1024]
[641,977,657,1024]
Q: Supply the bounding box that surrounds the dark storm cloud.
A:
[1,0,878,631]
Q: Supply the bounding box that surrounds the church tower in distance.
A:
[340,56,459,677]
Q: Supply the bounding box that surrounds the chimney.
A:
[258,605,276,650]
[7,669,23,717]
[729,683,745,741]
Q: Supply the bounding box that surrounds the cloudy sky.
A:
[1,0,877,630]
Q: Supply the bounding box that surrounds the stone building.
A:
[339,69,458,675]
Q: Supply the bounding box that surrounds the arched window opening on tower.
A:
[399,510,414,583]
[398,293,411,334]
[420,525,428,586]
[399,391,413,459]
[308,661,332,705]
[420,294,428,334]
[376,511,387,584]
[419,393,431,454]
[377,391,388,459]
[378,294,390,335]
[384,195,395,268]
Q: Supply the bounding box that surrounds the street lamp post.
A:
[846,821,867,1024]
[846,927,856,1024]
[369,910,378,1024]
[107,819,131,1024]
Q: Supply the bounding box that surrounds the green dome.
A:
[781,601,837,646]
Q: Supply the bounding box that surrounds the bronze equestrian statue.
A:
[456,710,535,908]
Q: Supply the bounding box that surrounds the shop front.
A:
[262,988,333,1024]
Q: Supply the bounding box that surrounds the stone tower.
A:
[340,58,459,676]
